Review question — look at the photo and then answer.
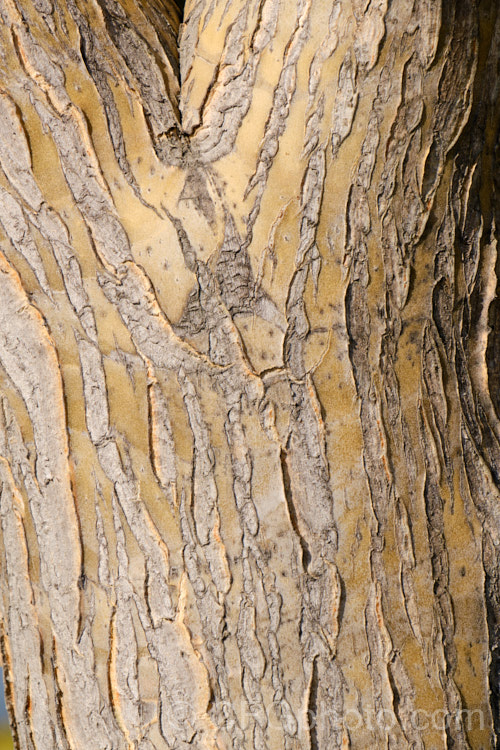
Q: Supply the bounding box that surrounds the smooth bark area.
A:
[0,0,498,748]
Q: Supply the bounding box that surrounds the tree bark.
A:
[0,0,498,748]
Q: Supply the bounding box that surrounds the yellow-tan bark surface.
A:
[0,1,499,748]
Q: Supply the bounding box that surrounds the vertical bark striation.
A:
[0,0,498,749]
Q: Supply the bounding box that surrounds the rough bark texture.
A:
[0,0,499,748]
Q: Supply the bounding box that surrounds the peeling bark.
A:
[0,0,499,748]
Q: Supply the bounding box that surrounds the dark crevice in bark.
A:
[138,0,187,77]
[91,0,188,165]
[51,650,70,750]
[422,140,444,203]
[486,265,500,423]
[344,281,370,395]
[483,532,500,748]
[432,276,453,358]
[279,448,311,569]
[456,345,482,446]
[24,688,36,750]
[308,656,319,750]
[387,657,402,735]
[280,450,312,570]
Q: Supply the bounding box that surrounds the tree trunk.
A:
[0,0,498,747]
